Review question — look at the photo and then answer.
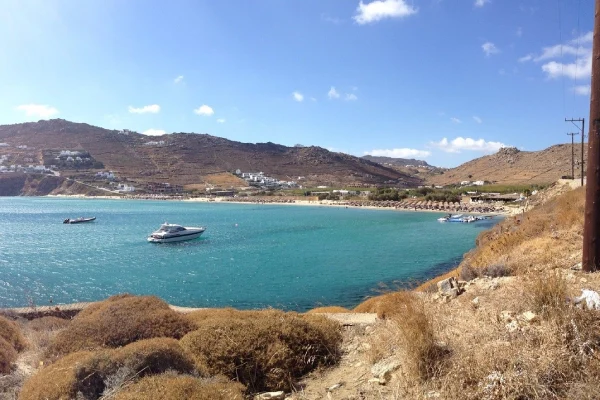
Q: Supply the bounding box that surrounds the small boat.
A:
[437,213,452,222]
[63,217,96,224]
[147,223,206,243]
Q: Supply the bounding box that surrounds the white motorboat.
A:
[147,223,206,243]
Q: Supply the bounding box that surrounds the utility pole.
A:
[583,0,600,272]
[565,117,586,185]
[567,132,579,179]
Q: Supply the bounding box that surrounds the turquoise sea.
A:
[0,198,499,311]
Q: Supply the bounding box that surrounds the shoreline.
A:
[43,194,514,216]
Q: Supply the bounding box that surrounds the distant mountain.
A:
[427,145,586,186]
[0,119,422,189]
[362,155,432,168]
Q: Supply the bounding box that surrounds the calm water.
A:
[0,198,498,311]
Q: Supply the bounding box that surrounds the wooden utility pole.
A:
[566,118,585,185]
[567,132,579,179]
[583,0,600,272]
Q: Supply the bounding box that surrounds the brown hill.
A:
[427,144,586,186]
[0,119,420,188]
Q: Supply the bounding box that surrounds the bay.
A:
[0,197,498,311]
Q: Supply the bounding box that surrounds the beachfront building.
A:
[117,183,135,192]
[146,182,183,194]
[96,171,116,180]
[237,170,298,189]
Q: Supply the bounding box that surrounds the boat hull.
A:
[147,230,204,243]
[64,217,96,224]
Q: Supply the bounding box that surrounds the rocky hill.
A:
[0,119,420,188]
[427,144,586,186]
[361,155,431,168]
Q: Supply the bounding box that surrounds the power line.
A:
[565,118,585,186]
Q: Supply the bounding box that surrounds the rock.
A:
[445,288,460,299]
[327,383,343,392]
[521,311,538,324]
[426,391,441,398]
[580,277,588,283]
[457,280,468,290]
[505,320,520,333]
[371,359,401,379]
[368,378,384,385]
[574,289,600,310]
[255,392,285,400]
[571,262,583,270]
[437,277,456,293]
[471,297,480,306]
[500,310,514,323]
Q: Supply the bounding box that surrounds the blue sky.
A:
[0,0,594,167]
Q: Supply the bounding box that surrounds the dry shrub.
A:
[0,316,27,353]
[527,271,569,319]
[0,336,18,374]
[459,264,479,281]
[306,306,352,314]
[27,316,70,332]
[19,338,195,400]
[112,374,245,400]
[354,291,417,319]
[180,309,342,392]
[46,294,194,358]
[390,292,447,382]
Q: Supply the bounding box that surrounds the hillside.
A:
[361,155,431,167]
[0,119,420,189]
[427,144,586,186]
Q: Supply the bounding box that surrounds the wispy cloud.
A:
[128,104,160,114]
[194,105,214,116]
[321,13,342,24]
[16,104,59,118]
[292,91,304,102]
[142,129,166,136]
[430,137,506,153]
[516,27,523,37]
[473,116,483,124]
[217,118,226,123]
[542,55,592,80]
[482,42,499,56]
[345,93,358,101]
[450,117,462,124]
[328,86,340,99]
[365,148,431,158]
[353,0,417,25]
[174,75,184,84]
[573,85,591,96]
[474,0,490,7]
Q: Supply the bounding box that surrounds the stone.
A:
[471,297,480,306]
[505,320,520,333]
[500,310,514,323]
[571,262,583,270]
[327,383,343,392]
[368,378,384,385]
[437,277,456,293]
[255,392,285,400]
[521,311,539,324]
[443,288,460,299]
[371,359,401,379]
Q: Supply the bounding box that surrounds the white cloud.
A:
[16,104,59,118]
[450,117,462,124]
[430,137,506,153]
[474,0,490,7]
[573,85,591,96]
[482,42,499,56]
[142,129,166,136]
[473,116,483,124]
[365,148,431,158]
[345,93,358,101]
[292,91,304,102]
[518,54,533,62]
[353,0,417,25]
[321,14,342,24]
[541,54,592,79]
[328,86,340,99]
[217,118,226,123]
[128,104,160,114]
[174,75,184,84]
[194,105,214,116]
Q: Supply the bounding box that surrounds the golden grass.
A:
[354,291,417,319]
[0,316,27,353]
[112,375,245,400]
[0,336,18,374]
[306,306,352,314]
[26,316,70,332]
[19,338,195,400]
[180,308,342,392]
[201,172,247,187]
[46,295,194,358]
[527,271,570,318]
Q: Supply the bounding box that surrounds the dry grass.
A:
[180,308,342,392]
[26,317,70,332]
[527,271,570,319]
[19,338,195,400]
[111,374,245,400]
[306,306,352,314]
[0,336,18,375]
[46,295,194,358]
[0,316,27,353]
[354,291,418,319]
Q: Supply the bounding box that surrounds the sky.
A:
[0,0,595,167]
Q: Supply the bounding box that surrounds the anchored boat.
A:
[63,217,96,224]
[147,223,206,243]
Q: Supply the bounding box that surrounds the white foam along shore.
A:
[45,194,514,215]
